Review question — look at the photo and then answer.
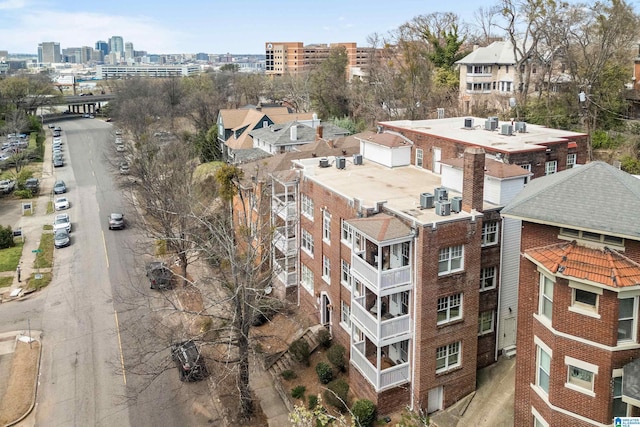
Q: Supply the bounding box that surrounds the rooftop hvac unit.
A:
[435,200,451,216]
[500,124,513,136]
[353,153,363,165]
[515,122,527,133]
[464,118,474,129]
[434,187,448,201]
[485,119,498,131]
[451,196,463,213]
[319,158,329,168]
[420,192,434,209]
[336,156,346,169]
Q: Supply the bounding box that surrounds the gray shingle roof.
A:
[501,161,640,239]
[456,41,516,65]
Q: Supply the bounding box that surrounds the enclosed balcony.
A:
[351,291,411,345]
[351,338,410,391]
[272,194,297,221]
[273,225,296,256]
[273,257,298,288]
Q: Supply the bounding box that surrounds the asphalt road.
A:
[0,118,216,426]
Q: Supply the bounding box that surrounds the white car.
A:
[54,196,70,210]
[53,137,62,144]
[53,213,71,233]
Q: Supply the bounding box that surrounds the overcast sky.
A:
[0,0,487,55]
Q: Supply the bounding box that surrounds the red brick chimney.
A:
[462,147,485,213]
[316,125,324,141]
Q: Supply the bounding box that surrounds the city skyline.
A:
[1,0,484,55]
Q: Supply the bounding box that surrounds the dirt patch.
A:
[0,339,40,425]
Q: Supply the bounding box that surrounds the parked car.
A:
[119,162,130,175]
[145,261,173,290]
[53,131,61,138]
[0,179,16,194]
[171,340,208,382]
[116,144,125,152]
[108,213,125,230]
[53,179,66,194]
[54,126,62,132]
[54,228,70,248]
[53,137,62,144]
[48,124,55,129]
[24,178,39,194]
[53,156,64,167]
[53,213,71,233]
[54,196,69,210]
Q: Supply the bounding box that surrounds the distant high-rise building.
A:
[195,52,208,61]
[95,40,109,57]
[108,36,124,56]
[124,42,134,61]
[38,42,62,64]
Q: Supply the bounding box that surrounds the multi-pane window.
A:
[618,297,636,343]
[437,293,462,325]
[481,222,498,246]
[301,229,314,255]
[539,274,554,322]
[340,300,351,331]
[301,264,314,294]
[545,160,557,175]
[567,364,595,392]
[416,148,424,168]
[436,342,461,373]
[536,345,551,394]
[301,193,314,219]
[478,310,494,335]
[480,266,497,291]
[613,376,628,417]
[323,210,331,242]
[341,259,352,290]
[567,153,577,168]
[322,255,331,283]
[438,245,464,275]
[341,220,352,246]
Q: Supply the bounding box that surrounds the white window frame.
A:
[301,229,314,256]
[481,221,498,247]
[564,356,597,396]
[568,282,601,318]
[437,293,463,325]
[300,264,314,294]
[341,259,352,290]
[545,160,557,175]
[435,341,461,373]
[612,371,629,418]
[416,148,424,168]
[567,153,577,168]
[340,300,351,333]
[532,407,549,427]
[322,255,331,284]
[301,193,314,219]
[478,310,494,335]
[323,210,331,243]
[535,338,552,396]
[618,296,637,344]
[538,273,554,323]
[341,220,352,247]
[480,266,497,291]
[438,245,464,276]
[520,163,531,184]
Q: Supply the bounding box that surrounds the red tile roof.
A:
[526,241,640,288]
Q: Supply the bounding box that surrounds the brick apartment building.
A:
[268,129,529,414]
[502,162,640,426]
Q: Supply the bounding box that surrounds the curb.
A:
[4,333,42,427]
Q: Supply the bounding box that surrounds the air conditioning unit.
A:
[420,192,434,209]
[464,118,474,129]
[336,156,346,169]
[500,124,513,136]
[435,200,451,216]
[353,153,363,165]
[515,122,527,133]
[451,196,463,213]
[485,119,498,131]
[319,158,329,168]
[434,187,448,201]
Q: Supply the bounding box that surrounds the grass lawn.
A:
[0,276,12,288]
[28,271,52,290]
[34,233,53,269]
[0,242,24,272]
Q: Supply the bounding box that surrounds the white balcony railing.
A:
[351,297,411,344]
[351,255,411,292]
[351,341,410,391]
[273,228,296,256]
[275,269,298,287]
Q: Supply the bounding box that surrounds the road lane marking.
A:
[114,310,127,385]
[102,230,109,268]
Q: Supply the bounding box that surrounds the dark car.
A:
[146,261,173,290]
[171,340,208,382]
[24,178,39,194]
[108,213,125,230]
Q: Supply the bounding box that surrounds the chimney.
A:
[462,147,485,213]
[316,125,324,141]
[290,124,297,141]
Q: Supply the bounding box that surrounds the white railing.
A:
[380,363,410,389]
[351,342,410,390]
[351,255,411,292]
[380,314,411,339]
[275,269,298,287]
[273,229,296,256]
[271,198,297,220]
[351,298,377,338]
[351,343,377,386]
[352,297,411,343]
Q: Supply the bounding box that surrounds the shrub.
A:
[315,362,333,384]
[0,225,15,249]
[307,394,318,410]
[291,385,306,399]
[351,399,377,427]
[327,344,347,372]
[14,189,32,199]
[317,328,332,348]
[324,379,349,412]
[289,338,310,366]
[281,369,297,380]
